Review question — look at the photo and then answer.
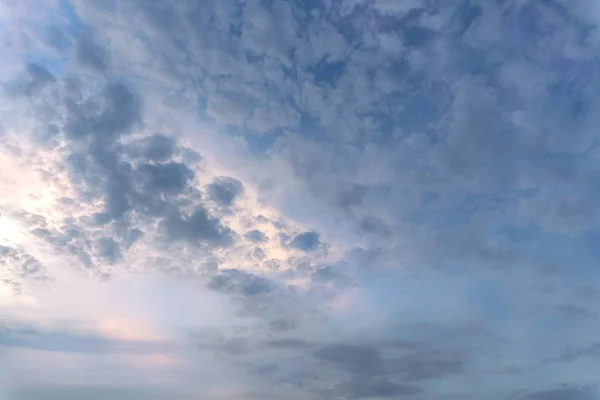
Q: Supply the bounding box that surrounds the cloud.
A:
[9,385,189,400]
[207,268,273,297]
[511,386,597,400]
[24,63,55,94]
[75,32,110,73]
[65,83,140,141]
[0,245,47,284]
[3,0,600,398]
[315,344,384,375]
[136,162,195,195]
[314,342,467,382]
[0,324,167,355]
[337,378,422,399]
[243,230,267,245]
[139,134,176,162]
[96,237,122,264]
[160,207,234,246]
[207,176,244,207]
[287,232,321,252]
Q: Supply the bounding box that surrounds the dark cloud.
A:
[288,231,321,252]
[244,229,267,243]
[207,176,244,206]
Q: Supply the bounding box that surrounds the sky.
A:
[1,0,600,399]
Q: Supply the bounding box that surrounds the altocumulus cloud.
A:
[1,0,600,399]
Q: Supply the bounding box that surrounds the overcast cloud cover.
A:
[1,0,600,399]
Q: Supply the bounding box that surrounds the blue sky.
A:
[1,0,600,399]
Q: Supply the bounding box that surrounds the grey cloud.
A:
[96,237,122,264]
[25,63,55,94]
[251,246,266,260]
[315,343,467,382]
[255,215,269,223]
[554,304,596,319]
[16,72,233,268]
[269,318,297,332]
[288,231,321,252]
[122,227,144,248]
[191,335,250,356]
[387,349,468,381]
[266,338,311,349]
[207,176,244,207]
[65,83,139,141]
[161,207,234,246]
[44,26,69,50]
[141,133,176,162]
[25,217,95,268]
[359,215,392,237]
[75,33,110,72]
[136,162,195,195]
[310,264,351,287]
[0,245,46,280]
[338,183,367,211]
[511,386,597,400]
[0,324,169,355]
[92,212,112,226]
[310,265,338,283]
[244,229,267,243]
[10,0,600,397]
[10,385,184,400]
[315,344,384,375]
[207,268,273,296]
[572,285,600,300]
[553,343,600,363]
[337,378,423,399]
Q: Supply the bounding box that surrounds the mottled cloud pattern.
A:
[1,0,600,399]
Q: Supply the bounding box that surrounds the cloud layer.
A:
[2,0,600,399]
